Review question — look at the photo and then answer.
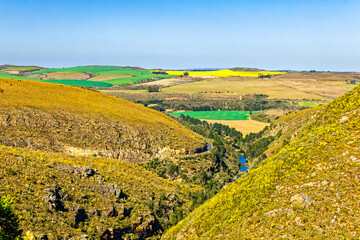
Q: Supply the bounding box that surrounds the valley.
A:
[0,65,359,239]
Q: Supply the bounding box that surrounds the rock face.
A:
[95,184,127,200]
[0,104,203,162]
[290,193,315,207]
[132,213,163,239]
[42,186,65,211]
[55,165,98,178]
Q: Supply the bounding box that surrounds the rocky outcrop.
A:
[42,186,65,212]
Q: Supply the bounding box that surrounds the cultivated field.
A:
[31,72,90,80]
[204,119,270,135]
[164,69,285,78]
[162,78,331,100]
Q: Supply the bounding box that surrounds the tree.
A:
[146,85,160,92]
[0,196,22,240]
[183,72,189,77]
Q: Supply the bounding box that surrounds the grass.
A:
[169,111,256,120]
[0,78,204,155]
[0,72,113,87]
[42,79,113,87]
[163,86,360,239]
[0,145,201,238]
[202,119,270,135]
[28,66,176,86]
[297,101,322,107]
[340,83,360,87]
[162,79,331,100]
[163,69,286,78]
[103,75,174,85]
[0,66,41,71]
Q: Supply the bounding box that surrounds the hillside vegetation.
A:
[163,86,360,239]
[0,145,202,239]
[0,78,204,161]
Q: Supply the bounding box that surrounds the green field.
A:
[169,111,257,120]
[28,66,176,86]
[297,101,322,107]
[42,80,113,87]
[0,72,113,87]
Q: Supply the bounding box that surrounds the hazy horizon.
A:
[1,0,359,71]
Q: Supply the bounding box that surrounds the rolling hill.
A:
[163,86,360,239]
[0,78,205,162]
[0,78,210,238]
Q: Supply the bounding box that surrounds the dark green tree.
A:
[0,196,22,240]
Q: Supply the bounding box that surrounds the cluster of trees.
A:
[146,85,160,92]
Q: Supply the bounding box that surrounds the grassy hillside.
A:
[0,78,204,161]
[0,145,202,239]
[163,86,360,239]
[29,66,176,86]
[0,72,114,87]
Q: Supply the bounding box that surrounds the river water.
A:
[233,146,248,179]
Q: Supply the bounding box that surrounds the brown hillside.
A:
[0,79,204,162]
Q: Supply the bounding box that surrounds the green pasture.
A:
[169,111,258,120]
[340,83,360,88]
[0,72,113,87]
[42,80,113,87]
[28,66,176,85]
[297,102,322,107]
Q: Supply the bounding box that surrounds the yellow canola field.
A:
[164,69,286,78]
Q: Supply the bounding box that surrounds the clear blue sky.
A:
[1,0,359,71]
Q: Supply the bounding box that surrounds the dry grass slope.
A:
[0,79,204,161]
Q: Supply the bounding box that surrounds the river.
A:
[233,146,248,179]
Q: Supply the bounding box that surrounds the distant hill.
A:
[163,86,360,239]
[230,67,263,72]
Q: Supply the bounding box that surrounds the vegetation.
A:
[168,111,257,120]
[163,86,360,239]
[161,79,331,100]
[0,65,41,72]
[146,85,160,92]
[0,196,22,239]
[0,78,204,162]
[0,145,202,239]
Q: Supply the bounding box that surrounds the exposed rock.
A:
[55,165,98,178]
[290,193,314,207]
[118,204,132,219]
[95,184,127,200]
[295,217,304,226]
[265,208,282,217]
[42,186,65,211]
[340,115,348,123]
[132,213,163,238]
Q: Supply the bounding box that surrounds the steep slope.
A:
[0,145,201,239]
[0,79,204,161]
[163,86,360,239]
[0,78,209,238]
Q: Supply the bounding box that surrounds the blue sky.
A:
[0,0,359,71]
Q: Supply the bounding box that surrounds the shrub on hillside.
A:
[147,85,160,92]
[0,196,22,239]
